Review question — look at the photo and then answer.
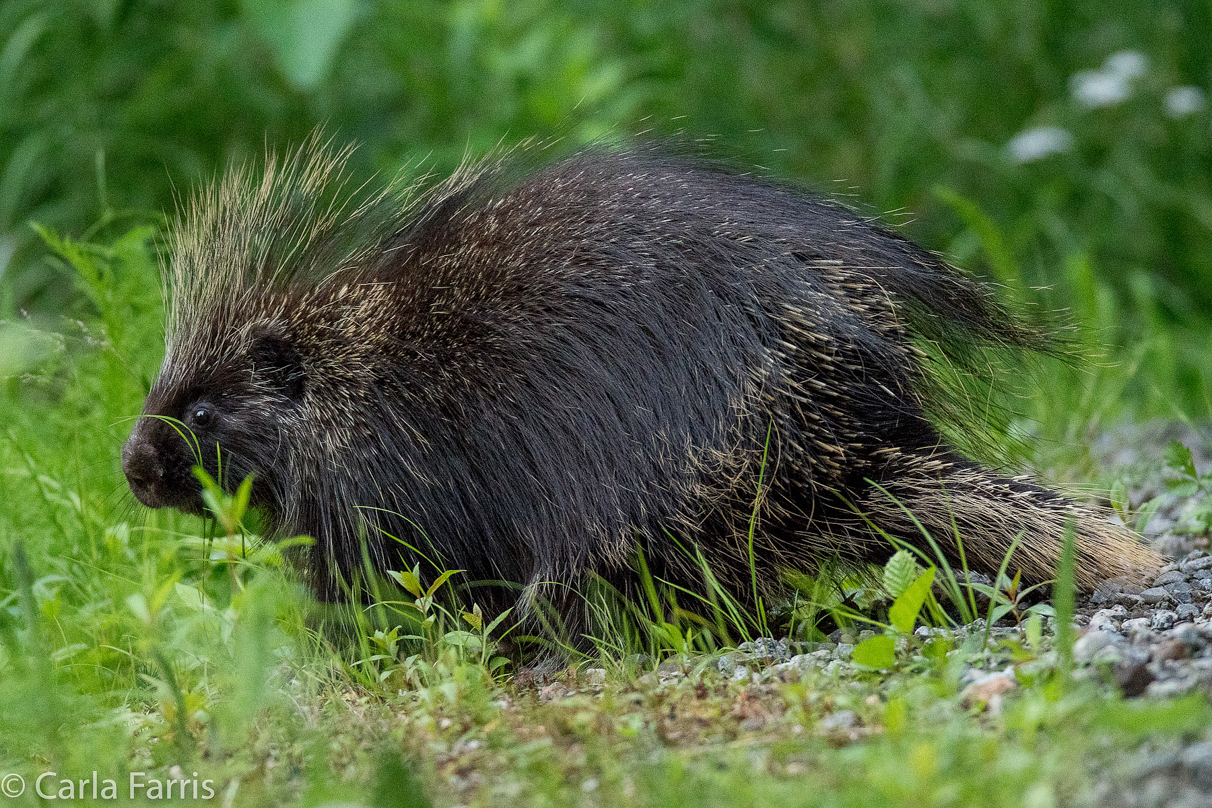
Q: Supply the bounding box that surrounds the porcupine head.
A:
[120,142,432,594]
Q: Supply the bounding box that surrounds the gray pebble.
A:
[1147,678,1196,698]
[1115,659,1154,697]
[790,650,832,670]
[1080,421,1212,806]
[1151,611,1179,631]
[739,638,790,662]
[820,660,855,677]
[1180,554,1212,572]
[1134,749,1180,776]
[1089,606,1128,633]
[1075,630,1122,662]
[1091,645,1127,665]
[794,641,835,654]
[1141,587,1173,605]
[1151,639,1190,662]
[657,660,686,679]
[1154,570,1187,586]
[582,668,607,688]
[1123,617,1154,637]
[1176,603,1203,621]
[1179,741,1212,789]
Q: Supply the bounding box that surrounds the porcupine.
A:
[121,139,1159,643]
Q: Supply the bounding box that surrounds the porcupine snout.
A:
[122,417,206,512]
[122,432,167,508]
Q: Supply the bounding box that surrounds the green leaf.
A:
[1007,569,1021,600]
[1164,441,1198,479]
[923,638,951,660]
[425,568,465,598]
[387,568,424,598]
[125,593,150,623]
[1134,498,1162,533]
[965,582,999,598]
[233,473,255,523]
[192,465,219,493]
[990,603,1015,624]
[149,573,182,614]
[1167,480,1199,497]
[200,489,223,521]
[1025,611,1043,651]
[485,606,514,636]
[883,550,918,598]
[370,748,433,808]
[889,567,936,634]
[442,630,482,652]
[0,321,58,378]
[852,635,895,669]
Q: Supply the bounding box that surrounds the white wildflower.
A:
[1006,126,1074,164]
[1164,86,1207,118]
[1070,50,1148,109]
[1103,50,1148,80]
[1071,69,1132,109]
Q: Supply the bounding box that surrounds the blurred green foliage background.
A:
[2,0,1211,412]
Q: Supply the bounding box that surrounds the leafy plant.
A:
[377,564,514,674]
[852,554,937,669]
[1160,440,1212,534]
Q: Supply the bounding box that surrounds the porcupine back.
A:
[148,140,1158,628]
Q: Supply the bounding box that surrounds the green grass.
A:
[2,2,1212,804]
[0,223,1207,806]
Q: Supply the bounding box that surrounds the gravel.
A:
[1057,421,1212,805]
[1075,421,1212,705]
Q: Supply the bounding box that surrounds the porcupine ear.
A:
[250,329,306,400]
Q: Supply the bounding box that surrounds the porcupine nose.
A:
[122,436,165,507]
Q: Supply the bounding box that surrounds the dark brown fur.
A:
[122,141,1159,640]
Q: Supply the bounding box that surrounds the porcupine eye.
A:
[188,404,214,429]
